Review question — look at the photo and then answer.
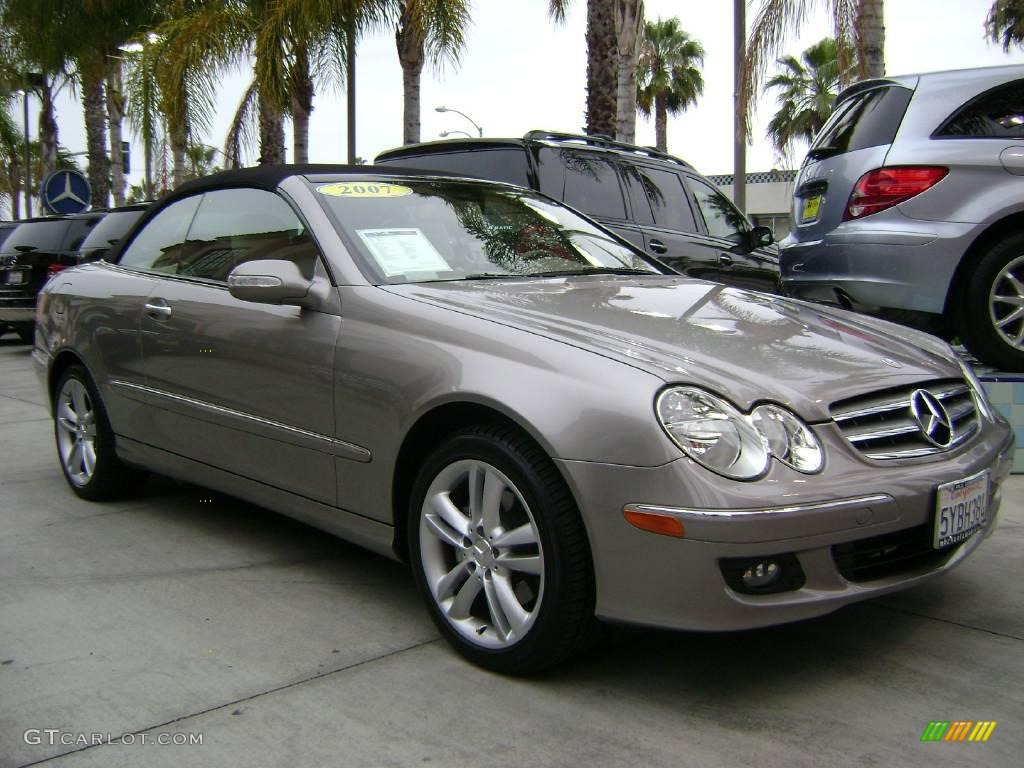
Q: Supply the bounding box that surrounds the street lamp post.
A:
[22,90,32,218]
[435,106,482,137]
[440,130,472,139]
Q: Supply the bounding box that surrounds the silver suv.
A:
[781,64,1024,371]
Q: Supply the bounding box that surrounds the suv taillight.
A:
[844,166,948,221]
[47,263,67,276]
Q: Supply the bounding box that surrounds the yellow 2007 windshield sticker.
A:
[317,182,413,198]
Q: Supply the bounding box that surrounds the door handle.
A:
[648,239,667,255]
[718,254,734,267]
[144,300,172,319]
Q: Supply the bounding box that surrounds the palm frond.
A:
[224,78,259,168]
[987,0,1024,51]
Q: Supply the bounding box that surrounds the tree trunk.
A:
[9,158,21,220]
[170,118,187,188]
[855,0,885,78]
[291,45,313,163]
[614,0,643,144]
[397,4,425,145]
[586,0,618,136]
[258,90,286,165]
[654,92,667,152]
[81,67,110,208]
[38,78,58,181]
[106,60,126,206]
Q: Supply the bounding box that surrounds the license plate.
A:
[800,195,822,223]
[3,269,26,285]
[934,471,989,549]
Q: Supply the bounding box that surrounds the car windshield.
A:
[310,177,661,284]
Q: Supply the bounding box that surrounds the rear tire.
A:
[957,233,1024,371]
[408,424,598,674]
[53,365,146,500]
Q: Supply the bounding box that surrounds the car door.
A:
[134,187,340,505]
[684,175,781,293]
[619,163,727,282]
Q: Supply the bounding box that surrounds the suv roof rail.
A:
[522,130,693,169]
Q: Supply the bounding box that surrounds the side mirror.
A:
[227,259,314,307]
[751,225,774,248]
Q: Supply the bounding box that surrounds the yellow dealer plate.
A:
[317,182,413,198]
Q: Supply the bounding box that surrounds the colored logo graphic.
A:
[41,169,91,215]
[920,721,997,742]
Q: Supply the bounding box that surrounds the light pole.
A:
[440,130,472,139]
[435,106,482,137]
[22,89,32,218]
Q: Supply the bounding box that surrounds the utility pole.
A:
[733,0,747,215]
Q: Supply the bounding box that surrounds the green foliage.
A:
[987,0,1024,51]
[765,37,843,162]
[636,18,705,118]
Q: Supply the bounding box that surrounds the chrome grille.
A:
[831,380,979,459]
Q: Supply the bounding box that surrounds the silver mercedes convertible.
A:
[33,166,1013,673]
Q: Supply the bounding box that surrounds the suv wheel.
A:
[958,233,1024,371]
[408,425,597,674]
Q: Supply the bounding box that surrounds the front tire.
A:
[408,425,597,674]
[957,233,1024,371]
[54,365,145,500]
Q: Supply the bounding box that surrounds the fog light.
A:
[742,560,781,589]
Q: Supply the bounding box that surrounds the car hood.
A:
[384,276,964,422]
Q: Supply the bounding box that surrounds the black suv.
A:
[0,212,105,344]
[75,203,149,264]
[376,131,780,293]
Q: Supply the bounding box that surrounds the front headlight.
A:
[656,388,823,480]
[958,359,995,421]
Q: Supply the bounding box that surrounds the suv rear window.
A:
[0,220,71,254]
[378,149,530,187]
[936,79,1024,138]
[810,85,913,158]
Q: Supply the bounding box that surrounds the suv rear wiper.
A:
[806,145,843,161]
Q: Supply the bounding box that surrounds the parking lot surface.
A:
[1,337,1021,768]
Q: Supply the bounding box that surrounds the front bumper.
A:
[556,419,1013,632]
[0,302,35,323]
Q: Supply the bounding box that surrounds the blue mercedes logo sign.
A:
[41,169,91,215]
[910,389,953,447]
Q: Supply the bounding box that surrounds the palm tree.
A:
[987,0,1024,50]
[636,18,705,153]
[395,0,470,145]
[765,37,843,162]
[550,0,618,137]
[614,0,644,143]
[741,0,885,139]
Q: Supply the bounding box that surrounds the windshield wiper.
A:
[531,267,657,277]
[461,272,520,280]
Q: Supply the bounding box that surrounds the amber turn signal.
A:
[623,508,685,538]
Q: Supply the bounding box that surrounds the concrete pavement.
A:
[1,336,1021,768]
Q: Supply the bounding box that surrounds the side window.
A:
[177,188,319,282]
[686,177,750,243]
[623,166,698,233]
[536,148,627,220]
[937,79,1024,138]
[118,196,202,272]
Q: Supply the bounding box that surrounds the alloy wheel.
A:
[989,254,1024,350]
[56,378,98,487]
[418,459,545,649]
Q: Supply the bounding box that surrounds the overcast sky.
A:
[26,0,1024,193]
